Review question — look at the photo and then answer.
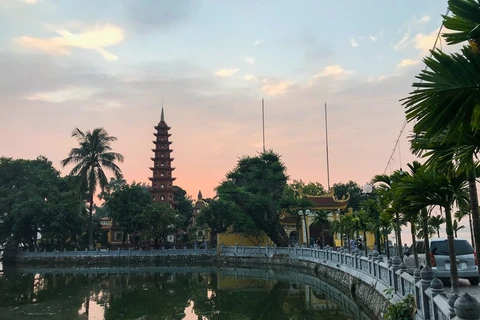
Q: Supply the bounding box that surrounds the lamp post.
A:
[298,210,310,246]
[362,183,382,253]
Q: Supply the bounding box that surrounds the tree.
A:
[173,186,194,230]
[196,198,238,243]
[400,168,469,292]
[402,0,480,276]
[429,215,446,238]
[0,157,87,249]
[107,183,151,246]
[61,128,124,250]
[453,219,466,238]
[216,151,290,247]
[332,181,362,211]
[140,202,179,248]
[284,180,326,197]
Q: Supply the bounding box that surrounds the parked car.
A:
[403,238,479,285]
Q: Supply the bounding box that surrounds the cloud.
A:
[397,59,419,68]
[418,15,430,24]
[311,65,354,80]
[413,29,441,54]
[244,57,255,64]
[25,93,50,101]
[253,40,262,46]
[24,0,40,3]
[261,81,291,96]
[243,74,257,81]
[214,68,240,77]
[369,35,377,42]
[122,0,195,33]
[350,38,358,47]
[15,24,124,61]
[394,33,410,51]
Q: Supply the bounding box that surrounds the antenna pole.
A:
[262,98,266,152]
[325,102,331,191]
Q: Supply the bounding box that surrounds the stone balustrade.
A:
[7,244,480,319]
[218,244,480,320]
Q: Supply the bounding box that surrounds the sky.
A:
[0,0,467,242]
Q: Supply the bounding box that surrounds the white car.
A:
[403,238,479,285]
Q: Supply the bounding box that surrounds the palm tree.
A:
[61,128,124,250]
[400,168,469,292]
[402,0,480,276]
[373,172,405,256]
[455,209,474,245]
[429,215,446,238]
[453,219,466,238]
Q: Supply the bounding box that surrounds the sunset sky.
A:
[0,0,453,204]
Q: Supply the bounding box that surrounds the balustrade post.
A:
[243,244,246,254]
[429,277,445,319]
[454,293,480,320]
[265,243,269,256]
[449,293,460,319]
[353,248,360,269]
[399,262,408,295]
[234,242,238,255]
[371,250,379,278]
[368,251,373,274]
[420,266,434,320]
[391,256,401,292]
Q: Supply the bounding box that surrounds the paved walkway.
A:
[444,279,480,299]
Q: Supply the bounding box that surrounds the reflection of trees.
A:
[0,269,356,320]
[0,270,87,319]
[102,273,196,320]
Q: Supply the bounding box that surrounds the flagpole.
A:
[262,98,266,152]
[325,102,330,191]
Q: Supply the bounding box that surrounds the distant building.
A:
[149,107,176,207]
[189,190,210,242]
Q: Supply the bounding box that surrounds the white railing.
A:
[219,244,478,320]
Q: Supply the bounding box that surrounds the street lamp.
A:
[298,210,311,246]
[362,183,381,253]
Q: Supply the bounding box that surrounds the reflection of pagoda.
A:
[149,108,176,207]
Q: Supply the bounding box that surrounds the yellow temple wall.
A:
[333,231,376,249]
[217,232,273,247]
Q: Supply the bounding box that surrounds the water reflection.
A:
[0,267,362,320]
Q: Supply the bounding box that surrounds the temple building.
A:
[149,108,176,207]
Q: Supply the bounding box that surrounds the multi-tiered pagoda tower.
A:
[149,108,175,207]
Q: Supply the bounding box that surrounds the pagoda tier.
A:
[154,125,171,130]
[149,166,176,171]
[154,132,172,137]
[150,157,175,161]
[149,107,176,207]
[149,176,177,182]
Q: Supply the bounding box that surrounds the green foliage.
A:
[0,157,87,249]
[333,181,362,211]
[173,186,194,229]
[140,202,179,244]
[384,294,415,320]
[196,198,239,241]
[443,0,480,45]
[61,127,124,250]
[107,183,151,239]
[216,151,290,246]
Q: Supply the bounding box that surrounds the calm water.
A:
[0,265,363,320]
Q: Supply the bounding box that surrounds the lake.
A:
[0,265,364,319]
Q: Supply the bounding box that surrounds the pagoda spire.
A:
[198,190,203,200]
[161,107,165,122]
